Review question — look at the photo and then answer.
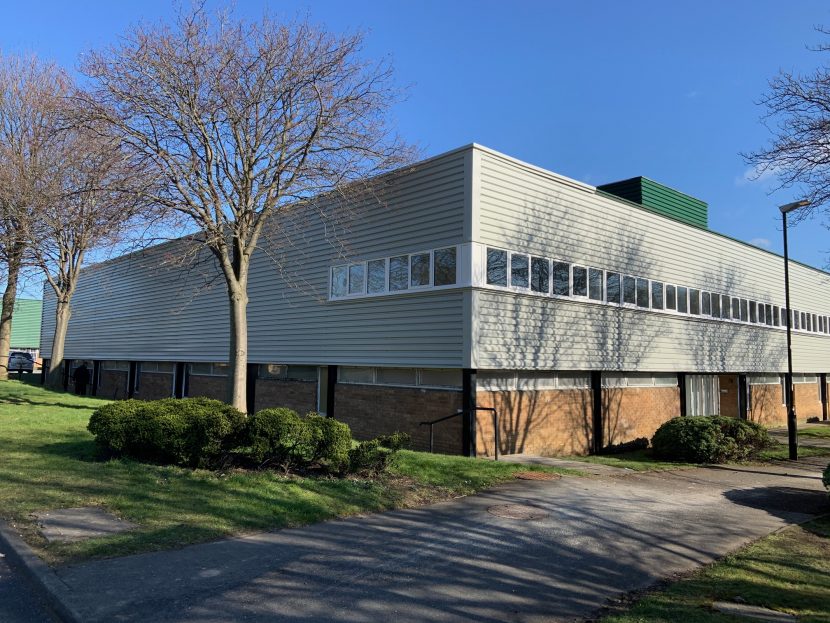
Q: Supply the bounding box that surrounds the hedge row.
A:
[88,398,408,474]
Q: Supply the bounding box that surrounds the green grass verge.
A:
[759,443,830,460]
[800,426,830,439]
[565,449,697,471]
[0,379,574,564]
[601,516,830,623]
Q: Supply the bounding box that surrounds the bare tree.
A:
[78,6,412,410]
[28,123,155,390]
[0,54,71,380]
[744,31,830,222]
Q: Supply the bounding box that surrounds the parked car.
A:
[7,351,35,373]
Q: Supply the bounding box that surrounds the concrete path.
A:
[499,453,634,476]
[770,426,830,449]
[50,455,829,623]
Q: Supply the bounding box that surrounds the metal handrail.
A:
[419,406,500,460]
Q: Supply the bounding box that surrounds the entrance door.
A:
[686,375,720,416]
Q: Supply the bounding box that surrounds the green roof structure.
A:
[5,298,42,350]
[597,176,708,229]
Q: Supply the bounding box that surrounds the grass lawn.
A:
[565,449,697,472]
[800,425,830,439]
[0,378,577,565]
[601,516,830,623]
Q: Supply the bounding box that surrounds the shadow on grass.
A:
[39,438,101,462]
[0,396,98,410]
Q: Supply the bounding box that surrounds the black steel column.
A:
[127,362,137,398]
[678,373,687,417]
[91,361,101,396]
[62,359,72,391]
[246,363,258,414]
[326,365,337,419]
[591,371,603,454]
[782,210,798,460]
[40,360,49,385]
[462,369,477,457]
[174,363,186,399]
[738,374,748,420]
[821,373,828,422]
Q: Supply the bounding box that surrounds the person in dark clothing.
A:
[73,362,90,396]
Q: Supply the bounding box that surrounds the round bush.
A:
[87,398,247,467]
[823,463,830,494]
[303,413,352,471]
[246,407,308,467]
[651,416,773,463]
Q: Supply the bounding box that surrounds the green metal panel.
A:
[597,176,708,229]
[4,298,42,349]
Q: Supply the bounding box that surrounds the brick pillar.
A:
[462,369,477,457]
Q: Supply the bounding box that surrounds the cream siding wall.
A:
[472,147,830,373]
[41,149,468,367]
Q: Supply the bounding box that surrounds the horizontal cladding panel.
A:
[41,150,468,367]
[472,291,830,374]
[477,151,830,315]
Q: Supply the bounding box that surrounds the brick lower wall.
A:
[98,370,127,400]
[476,385,680,458]
[135,372,174,400]
[255,378,318,414]
[187,375,226,401]
[334,384,463,454]
[602,386,680,446]
[749,381,825,426]
[476,389,593,457]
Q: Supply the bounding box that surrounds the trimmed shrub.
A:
[245,409,353,473]
[651,416,773,463]
[348,432,410,475]
[246,408,309,470]
[823,463,830,494]
[87,398,247,468]
[303,413,352,472]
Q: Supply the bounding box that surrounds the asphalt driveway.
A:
[50,455,829,623]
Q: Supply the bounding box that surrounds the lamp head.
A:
[779,199,810,214]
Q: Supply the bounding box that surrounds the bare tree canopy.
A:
[0,53,72,379]
[29,122,158,389]
[744,31,830,223]
[79,6,413,410]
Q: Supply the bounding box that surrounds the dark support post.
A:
[91,361,101,397]
[591,371,603,455]
[326,365,337,419]
[462,369,477,457]
[174,363,187,399]
[821,373,828,422]
[40,360,49,385]
[127,362,137,398]
[246,364,258,414]
[738,374,748,420]
[782,208,798,460]
[62,359,72,391]
[678,373,687,417]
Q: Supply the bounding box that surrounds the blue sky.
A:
[4,0,830,273]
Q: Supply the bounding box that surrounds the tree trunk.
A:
[0,253,22,381]
[47,300,71,390]
[227,287,249,412]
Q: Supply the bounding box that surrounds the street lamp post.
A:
[779,199,810,461]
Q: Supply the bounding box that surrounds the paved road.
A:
[50,455,829,623]
[0,553,58,623]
